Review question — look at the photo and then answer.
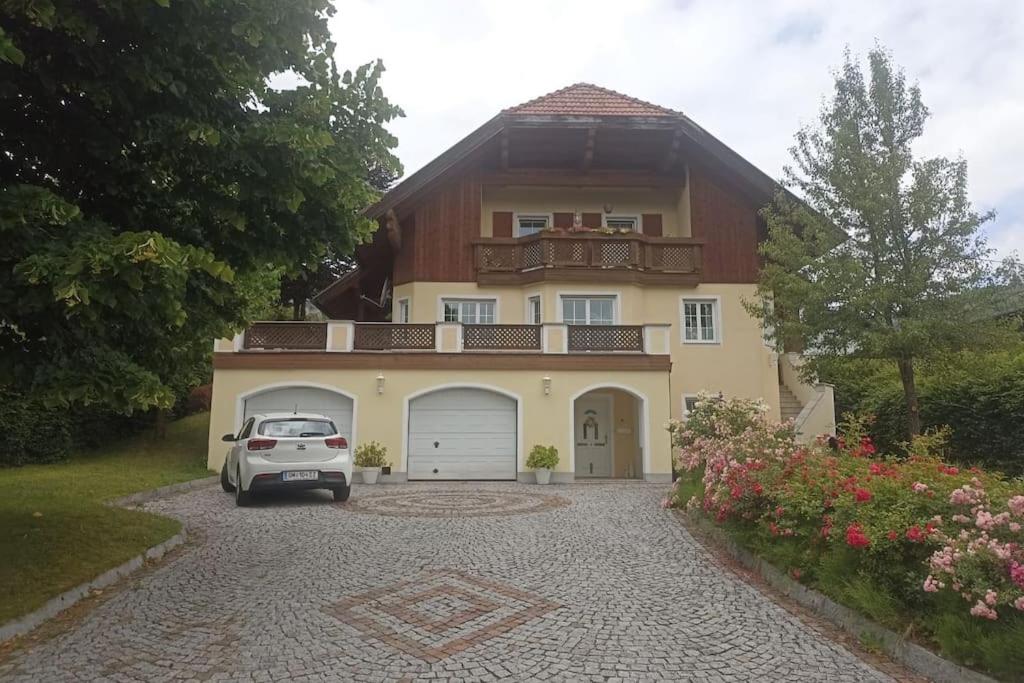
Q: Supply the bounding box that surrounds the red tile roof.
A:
[504,83,679,118]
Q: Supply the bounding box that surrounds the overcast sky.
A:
[329,0,1023,259]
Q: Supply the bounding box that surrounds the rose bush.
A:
[667,394,1024,678]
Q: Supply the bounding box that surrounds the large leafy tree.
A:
[0,1,402,412]
[751,47,1020,437]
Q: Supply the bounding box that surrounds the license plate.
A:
[282,470,318,481]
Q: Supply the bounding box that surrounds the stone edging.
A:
[0,475,217,644]
[680,511,997,683]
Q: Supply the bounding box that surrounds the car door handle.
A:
[433,441,439,448]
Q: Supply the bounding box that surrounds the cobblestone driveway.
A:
[1,483,892,682]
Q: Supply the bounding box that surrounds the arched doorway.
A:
[572,386,646,479]
[240,384,355,446]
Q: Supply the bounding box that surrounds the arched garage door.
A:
[243,387,353,444]
[408,388,516,480]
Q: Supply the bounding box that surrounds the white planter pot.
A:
[534,468,552,485]
[361,468,381,485]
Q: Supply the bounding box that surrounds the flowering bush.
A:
[668,396,1024,676]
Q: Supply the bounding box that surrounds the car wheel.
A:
[220,462,235,493]
[235,467,252,507]
[333,485,352,503]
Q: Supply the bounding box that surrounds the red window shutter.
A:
[642,213,663,236]
[492,211,513,237]
[553,212,574,228]
[582,212,602,228]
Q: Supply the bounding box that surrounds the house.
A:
[207,83,835,482]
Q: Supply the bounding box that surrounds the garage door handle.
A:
[433,441,439,448]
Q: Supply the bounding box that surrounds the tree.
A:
[0,1,402,413]
[750,47,1020,437]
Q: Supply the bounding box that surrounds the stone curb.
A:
[681,511,997,683]
[0,475,216,644]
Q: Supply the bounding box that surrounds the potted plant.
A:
[526,445,559,485]
[354,441,389,484]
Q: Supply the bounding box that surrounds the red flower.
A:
[887,530,898,541]
[845,523,871,548]
[938,465,959,476]
[854,488,873,503]
[906,525,925,543]
[752,483,764,495]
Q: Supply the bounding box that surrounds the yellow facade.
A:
[207,367,672,481]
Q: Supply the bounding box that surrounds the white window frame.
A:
[512,212,553,237]
[681,296,722,344]
[603,214,641,232]
[395,297,410,323]
[525,293,542,325]
[438,296,499,324]
[557,292,619,326]
[682,394,701,419]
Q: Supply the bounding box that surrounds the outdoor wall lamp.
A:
[376,373,385,395]
[542,376,552,396]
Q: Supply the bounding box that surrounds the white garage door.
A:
[408,388,517,480]
[243,387,353,443]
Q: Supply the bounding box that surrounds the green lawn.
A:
[0,412,212,624]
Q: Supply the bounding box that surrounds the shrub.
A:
[354,441,389,468]
[0,389,72,466]
[667,396,1024,678]
[526,445,559,470]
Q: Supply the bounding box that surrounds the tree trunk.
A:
[896,357,922,437]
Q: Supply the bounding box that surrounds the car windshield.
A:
[258,419,337,438]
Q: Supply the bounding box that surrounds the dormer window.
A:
[604,215,639,232]
[516,214,550,237]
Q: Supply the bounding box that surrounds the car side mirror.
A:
[222,433,235,442]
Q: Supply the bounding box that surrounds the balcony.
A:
[473,232,703,286]
[232,321,665,355]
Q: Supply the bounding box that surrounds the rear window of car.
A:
[258,419,337,438]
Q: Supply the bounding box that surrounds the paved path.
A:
[1,483,892,682]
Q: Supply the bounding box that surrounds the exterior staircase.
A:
[779,384,804,423]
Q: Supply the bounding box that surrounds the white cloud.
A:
[329,0,1024,259]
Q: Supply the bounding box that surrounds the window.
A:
[527,296,541,324]
[561,296,615,325]
[442,299,496,324]
[396,298,410,323]
[604,215,639,232]
[682,299,719,343]
[259,418,337,437]
[237,417,255,440]
[516,214,549,237]
[682,395,700,418]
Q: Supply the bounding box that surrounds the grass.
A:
[0,412,211,624]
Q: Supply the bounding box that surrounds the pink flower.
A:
[970,601,998,620]
[923,575,941,592]
[1010,562,1024,589]
[911,481,929,494]
[1011,522,1022,533]
[985,590,998,606]
[846,523,871,549]
[660,498,672,509]
[1008,495,1024,517]
[1015,597,1024,611]
[854,488,872,503]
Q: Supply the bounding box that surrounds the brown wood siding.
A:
[553,212,574,228]
[215,352,671,372]
[641,213,663,236]
[492,211,513,237]
[582,212,602,228]
[689,169,760,283]
[394,178,481,284]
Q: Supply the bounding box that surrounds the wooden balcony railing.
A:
[243,322,327,350]
[463,324,541,351]
[473,232,702,285]
[567,325,644,352]
[353,323,435,351]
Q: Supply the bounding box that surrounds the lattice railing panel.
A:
[353,324,435,351]
[596,241,637,268]
[648,244,699,272]
[550,239,587,267]
[244,323,327,350]
[567,325,644,352]
[477,244,517,271]
[463,324,541,351]
[520,241,543,269]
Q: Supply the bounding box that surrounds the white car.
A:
[219,413,353,506]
